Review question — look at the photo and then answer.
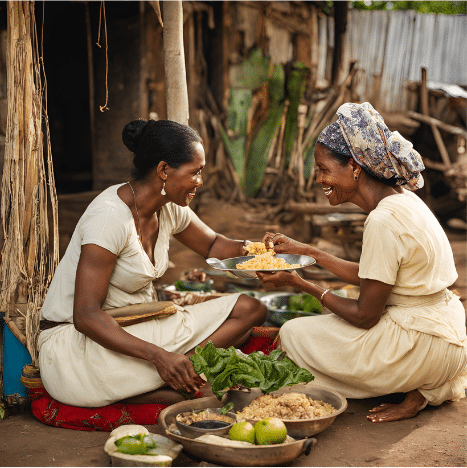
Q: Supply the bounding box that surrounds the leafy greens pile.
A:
[190,341,314,399]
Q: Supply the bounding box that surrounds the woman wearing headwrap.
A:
[257,102,467,422]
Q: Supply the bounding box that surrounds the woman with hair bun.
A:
[38,119,267,408]
[257,102,467,423]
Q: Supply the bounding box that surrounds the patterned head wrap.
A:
[318,102,425,190]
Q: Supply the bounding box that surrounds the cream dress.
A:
[280,190,467,405]
[38,184,241,407]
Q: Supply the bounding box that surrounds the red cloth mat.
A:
[30,327,279,431]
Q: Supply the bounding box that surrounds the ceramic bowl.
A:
[175,407,237,439]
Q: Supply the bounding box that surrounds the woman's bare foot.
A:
[367,389,427,423]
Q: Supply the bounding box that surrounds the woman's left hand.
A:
[256,270,300,288]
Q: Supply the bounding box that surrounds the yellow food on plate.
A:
[236,393,336,420]
[245,242,268,255]
[236,251,300,271]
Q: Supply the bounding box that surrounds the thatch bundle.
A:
[0,1,59,366]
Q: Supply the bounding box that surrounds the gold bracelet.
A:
[320,288,330,306]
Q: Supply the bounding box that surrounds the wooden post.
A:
[331,1,348,87]
[420,67,452,169]
[162,1,189,125]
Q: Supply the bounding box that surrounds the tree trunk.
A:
[162,1,189,125]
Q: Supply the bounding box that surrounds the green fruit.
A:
[115,435,132,447]
[287,295,304,311]
[302,294,322,313]
[116,437,147,455]
[229,421,256,444]
[142,435,157,449]
[254,417,287,445]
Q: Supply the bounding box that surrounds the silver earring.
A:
[161,181,166,195]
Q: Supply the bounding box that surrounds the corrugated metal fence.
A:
[342,10,467,111]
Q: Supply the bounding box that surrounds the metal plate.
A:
[159,397,317,467]
[206,254,317,279]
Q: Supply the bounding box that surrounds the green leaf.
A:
[220,89,253,186]
[230,47,271,90]
[244,65,286,198]
[245,117,281,197]
[220,402,234,415]
[190,342,314,400]
[284,62,310,166]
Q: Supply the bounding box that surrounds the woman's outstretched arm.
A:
[256,269,393,329]
[262,232,360,286]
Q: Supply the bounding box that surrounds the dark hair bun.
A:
[122,119,149,152]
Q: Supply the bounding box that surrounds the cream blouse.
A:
[41,183,192,322]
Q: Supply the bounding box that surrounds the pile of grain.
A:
[236,393,336,420]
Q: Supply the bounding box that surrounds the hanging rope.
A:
[96,1,109,112]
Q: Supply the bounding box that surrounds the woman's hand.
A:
[151,350,205,394]
[256,270,300,289]
[261,232,309,256]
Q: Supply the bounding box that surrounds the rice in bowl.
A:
[236,392,336,420]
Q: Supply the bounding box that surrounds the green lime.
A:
[254,417,287,445]
[115,435,131,447]
[287,295,304,311]
[116,437,147,455]
[302,294,322,313]
[142,435,157,449]
[229,421,256,444]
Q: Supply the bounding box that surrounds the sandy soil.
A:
[1,196,466,467]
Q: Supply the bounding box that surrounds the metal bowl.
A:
[222,383,348,439]
[260,292,321,326]
[175,408,237,439]
[206,254,316,279]
[160,398,316,467]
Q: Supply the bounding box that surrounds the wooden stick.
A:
[4,317,27,348]
[407,111,467,139]
[430,124,452,168]
[419,67,452,168]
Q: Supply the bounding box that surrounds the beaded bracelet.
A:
[320,288,330,306]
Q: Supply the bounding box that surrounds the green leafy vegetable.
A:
[190,342,314,399]
[220,402,234,415]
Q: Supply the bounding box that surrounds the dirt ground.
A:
[1,196,466,467]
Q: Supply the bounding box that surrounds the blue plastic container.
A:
[1,318,31,398]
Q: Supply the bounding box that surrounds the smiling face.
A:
[314,142,359,206]
[164,141,205,207]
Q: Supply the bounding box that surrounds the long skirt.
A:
[38,293,241,407]
[279,290,467,405]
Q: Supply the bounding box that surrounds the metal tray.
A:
[159,397,316,467]
[206,254,316,279]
